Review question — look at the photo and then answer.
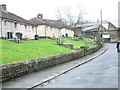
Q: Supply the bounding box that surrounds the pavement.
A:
[2,44,108,89]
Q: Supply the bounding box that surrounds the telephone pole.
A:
[100,9,102,36]
[100,9,103,41]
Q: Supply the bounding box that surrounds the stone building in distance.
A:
[73,22,118,42]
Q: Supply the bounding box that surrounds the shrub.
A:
[16,32,23,40]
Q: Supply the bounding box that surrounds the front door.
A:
[7,32,13,39]
[66,33,68,37]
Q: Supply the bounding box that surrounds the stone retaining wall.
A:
[1,44,102,83]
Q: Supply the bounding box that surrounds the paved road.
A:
[35,43,118,88]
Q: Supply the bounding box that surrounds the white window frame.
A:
[32,26,34,31]
[25,25,27,30]
[3,20,7,27]
[14,23,17,28]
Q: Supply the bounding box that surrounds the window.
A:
[35,27,37,31]
[25,25,27,29]
[14,23,17,28]
[32,26,34,31]
[7,32,13,39]
[66,33,68,37]
[3,20,7,27]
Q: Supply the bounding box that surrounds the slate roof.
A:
[29,16,70,29]
[0,8,34,25]
[28,17,46,25]
[43,19,58,28]
[53,20,68,28]
[29,17,57,28]
[82,25,100,31]
[46,19,57,23]
[76,23,100,28]
[29,17,66,29]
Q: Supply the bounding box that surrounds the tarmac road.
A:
[36,43,118,88]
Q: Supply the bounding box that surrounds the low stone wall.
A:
[1,44,102,83]
[59,44,74,49]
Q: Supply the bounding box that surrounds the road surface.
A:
[35,43,118,88]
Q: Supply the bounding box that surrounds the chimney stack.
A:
[0,4,7,11]
[37,13,43,19]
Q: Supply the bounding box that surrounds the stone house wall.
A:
[61,28,74,37]
[0,19,36,39]
[37,25,61,38]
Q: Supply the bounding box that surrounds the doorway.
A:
[7,32,13,39]
[66,33,68,37]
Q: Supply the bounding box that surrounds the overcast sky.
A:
[0,0,119,27]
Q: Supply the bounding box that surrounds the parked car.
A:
[116,41,120,52]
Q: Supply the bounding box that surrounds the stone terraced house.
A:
[0,4,37,40]
[0,4,74,40]
[51,20,74,37]
[29,14,74,38]
[28,14,61,38]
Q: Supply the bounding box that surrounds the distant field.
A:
[1,38,96,65]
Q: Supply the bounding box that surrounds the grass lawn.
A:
[1,38,96,65]
[63,37,96,48]
[1,39,75,65]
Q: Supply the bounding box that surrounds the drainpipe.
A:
[36,26,37,35]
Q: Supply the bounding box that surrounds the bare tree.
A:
[75,5,85,24]
[56,7,75,25]
[56,4,85,25]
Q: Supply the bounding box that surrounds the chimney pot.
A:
[37,14,43,19]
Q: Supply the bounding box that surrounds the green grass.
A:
[1,39,75,65]
[63,37,96,48]
[1,38,96,65]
